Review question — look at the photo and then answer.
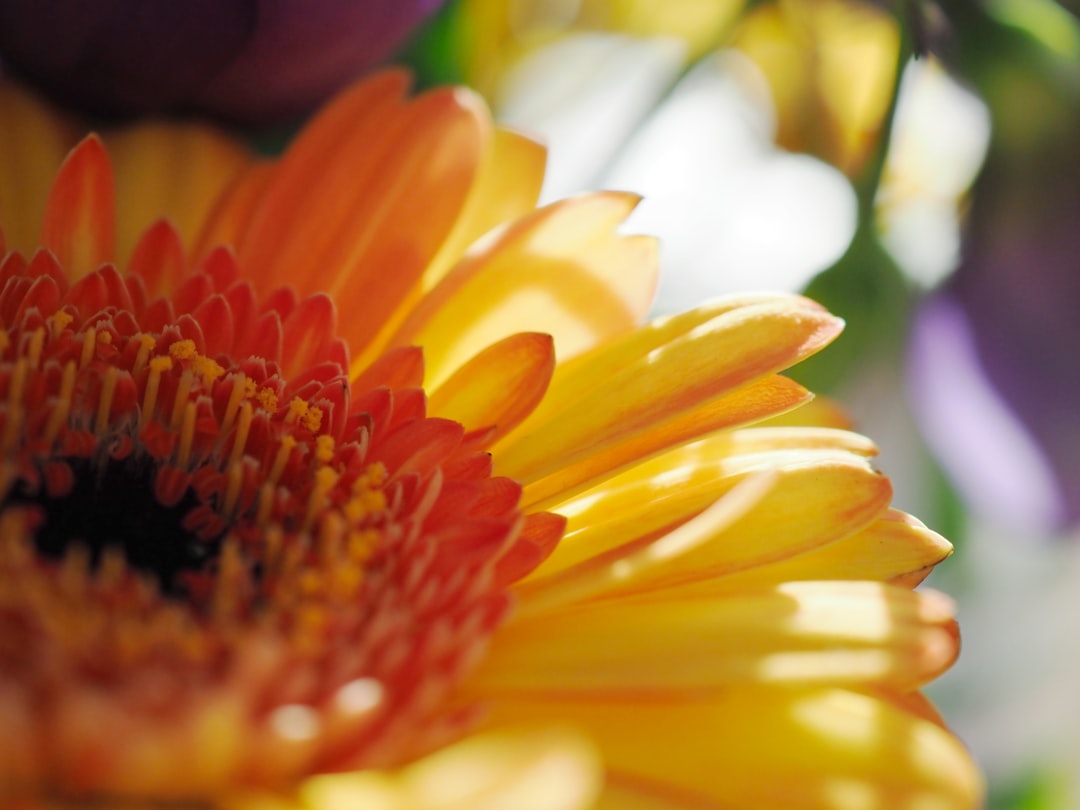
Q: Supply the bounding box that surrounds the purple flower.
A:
[0,0,444,123]
[908,51,1080,530]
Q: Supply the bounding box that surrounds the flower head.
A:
[0,74,982,807]
[0,0,444,123]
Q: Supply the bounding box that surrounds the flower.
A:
[0,0,444,123]
[906,1,1080,532]
[0,74,982,807]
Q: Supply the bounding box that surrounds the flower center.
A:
[6,452,224,597]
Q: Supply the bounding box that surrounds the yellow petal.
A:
[0,81,75,254]
[421,128,547,291]
[389,192,658,387]
[520,375,812,510]
[105,121,250,267]
[520,452,891,609]
[674,508,954,595]
[494,298,843,485]
[228,727,600,810]
[510,293,798,435]
[476,582,957,694]
[428,332,555,442]
[535,432,878,579]
[488,688,984,809]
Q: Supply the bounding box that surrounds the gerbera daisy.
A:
[0,74,981,808]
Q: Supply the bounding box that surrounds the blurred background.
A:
[2,0,1077,805]
[397,0,1080,806]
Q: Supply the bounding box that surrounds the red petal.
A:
[41,135,115,279]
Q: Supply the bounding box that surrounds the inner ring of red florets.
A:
[0,228,531,792]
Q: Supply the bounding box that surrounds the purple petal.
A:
[0,0,257,115]
[198,0,446,123]
[909,295,1067,530]
[0,0,444,123]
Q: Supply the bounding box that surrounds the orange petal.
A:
[351,346,425,394]
[233,70,410,289]
[238,77,490,360]
[388,193,658,387]
[40,135,115,279]
[429,333,555,443]
[352,128,549,376]
[495,297,843,485]
[126,219,187,300]
[280,294,340,380]
[192,161,277,261]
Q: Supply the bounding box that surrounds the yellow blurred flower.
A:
[730,0,900,176]
[0,74,980,807]
[457,0,747,97]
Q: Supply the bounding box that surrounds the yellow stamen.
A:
[132,334,156,376]
[170,369,194,430]
[79,327,96,369]
[228,401,253,467]
[211,539,245,619]
[98,331,112,345]
[348,529,379,564]
[362,462,388,489]
[315,434,335,464]
[48,311,74,337]
[176,401,197,467]
[26,327,45,370]
[268,435,296,486]
[141,356,173,426]
[94,366,119,435]
[304,466,340,533]
[0,330,10,357]
[2,358,27,452]
[43,361,77,445]
[285,396,308,425]
[192,354,225,387]
[317,510,346,563]
[221,373,247,434]
[223,461,244,516]
[169,339,198,362]
[255,481,276,528]
[256,387,279,414]
[302,406,323,433]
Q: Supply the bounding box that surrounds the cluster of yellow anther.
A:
[285,396,323,433]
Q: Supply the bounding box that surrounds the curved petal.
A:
[478,582,956,694]
[40,135,115,279]
[389,192,658,387]
[105,122,250,267]
[0,81,75,254]
[495,299,844,485]
[486,688,983,809]
[228,727,601,810]
[428,333,555,442]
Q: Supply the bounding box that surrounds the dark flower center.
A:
[7,455,225,597]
